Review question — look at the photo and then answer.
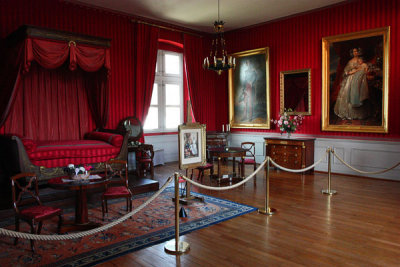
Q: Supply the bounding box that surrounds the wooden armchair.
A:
[102,159,133,220]
[11,172,63,252]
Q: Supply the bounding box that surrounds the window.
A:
[144,50,183,132]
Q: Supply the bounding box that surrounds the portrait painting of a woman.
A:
[333,48,371,120]
[322,27,389,133]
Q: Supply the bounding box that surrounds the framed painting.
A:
[280,68,312,116]
[228,47,270,129]
[322,27,390,133]
[178,123,206,169]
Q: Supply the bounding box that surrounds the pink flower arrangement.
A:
[271,110,304,135]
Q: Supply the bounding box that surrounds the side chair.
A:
[238,142,257,180]
[11,172,63,253]
[102,159,133,220]
[193,163,214,182]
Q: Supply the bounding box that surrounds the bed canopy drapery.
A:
[0,25,111,140]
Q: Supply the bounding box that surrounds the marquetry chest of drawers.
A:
[264,137,315,174]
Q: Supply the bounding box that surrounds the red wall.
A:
[1,0,398,138]
[218,0,400,139]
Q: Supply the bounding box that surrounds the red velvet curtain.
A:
[183,34,205,123]
[134,23,159,133]
[0,37,111,139]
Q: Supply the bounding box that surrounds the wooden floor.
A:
[97,161,400,267]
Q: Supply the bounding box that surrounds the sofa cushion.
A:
[85,132,123,147]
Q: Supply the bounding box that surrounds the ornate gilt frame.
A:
[178,123,206,169]
[228,47,270,129]
[322,27,390,133]
[279,68,312,116]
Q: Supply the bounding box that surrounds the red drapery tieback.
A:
[23,38,111,74]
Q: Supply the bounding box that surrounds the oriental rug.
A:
[0,188,256,267]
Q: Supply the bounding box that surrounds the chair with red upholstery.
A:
[238,142,257,178]
[102,159,133,220]
[193,163,214,182]
[11,172,63,253]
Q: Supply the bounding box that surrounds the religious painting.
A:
[229,47,270,129]
[322,27,390,133]
[178,123,206,169]
[280,69,312,116]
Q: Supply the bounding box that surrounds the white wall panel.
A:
[229,132,400,181]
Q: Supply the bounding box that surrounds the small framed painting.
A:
[280,68,312,116]
[178,123,206,169]
[321,27,390,133]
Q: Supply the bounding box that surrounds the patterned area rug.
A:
[0,188,256,266]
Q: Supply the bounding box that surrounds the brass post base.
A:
[164,240,190,254]
[321,189,337,195]
[258,207,277,215]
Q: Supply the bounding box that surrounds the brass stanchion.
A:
[258,157,276,215]
[165,173,190,254]
[322,148,337,195]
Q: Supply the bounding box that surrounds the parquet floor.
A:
[98,161,400,267]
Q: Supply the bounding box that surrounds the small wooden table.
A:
[48,175,108,232]
[208,147,246,183]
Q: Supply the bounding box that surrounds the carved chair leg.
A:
[37,222,43,235]
[102,199,106,220]
[30,222,36,253]
[126,198,129,212]
[14,217,19,245]
[57,215,63,233]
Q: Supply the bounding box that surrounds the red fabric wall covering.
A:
[0,0,135,134]
[219,0,400,139]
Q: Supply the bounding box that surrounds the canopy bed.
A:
[0,25,128,182]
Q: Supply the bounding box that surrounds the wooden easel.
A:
[178,100,204,204]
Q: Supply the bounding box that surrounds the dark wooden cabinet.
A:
[206,131,229,147]
[264,137,315,173]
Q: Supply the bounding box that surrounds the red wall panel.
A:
[218,0,400,139]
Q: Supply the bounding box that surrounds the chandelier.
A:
[202,0,235,75]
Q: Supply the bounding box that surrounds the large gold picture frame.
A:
[229,47,270,129]
[178,123,206,169]
[280,68,312,116]
[322,27,390,133]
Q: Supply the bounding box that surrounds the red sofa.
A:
[1,129,128,182]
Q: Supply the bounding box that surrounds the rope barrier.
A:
[179,158,269,191]
[269,150,328,173]
[332,150,400,175]
[0,175,174,241]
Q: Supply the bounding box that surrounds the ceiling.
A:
[74,0,346,33]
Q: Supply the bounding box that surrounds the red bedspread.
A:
[26,139,121,168]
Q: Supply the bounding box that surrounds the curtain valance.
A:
[24,38,111,74]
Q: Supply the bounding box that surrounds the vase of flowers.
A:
[64,164,93,180]
[271,109,304,138]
